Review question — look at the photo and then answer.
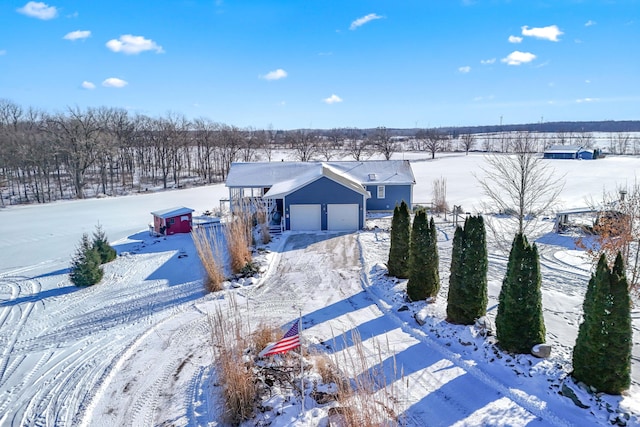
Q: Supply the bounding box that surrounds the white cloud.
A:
[350,13,383,30]
[63,30,91,41]
[106,35,164,54]
[480,58,496,65]
[323,94,343,104]
[521,25,563,42]
[585,20,596,27]
[458,66,471,73]
[585,79,591,84]
[501,51,536,65]
[102,78,128,88]
[0,50,6,56]
[261,69,288,80]
[508,35,523,43]
[17,1,57,20]
[81,81,96,90]
[576,97,598,103]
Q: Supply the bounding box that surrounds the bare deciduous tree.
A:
[43,106,106,198]
[287,130,318,162]
[610,132,631,155]
[418,128,447,159]
[371,126,396,160]
[343,128,369,161]
[460,133,476,155]
[476,132,565,246]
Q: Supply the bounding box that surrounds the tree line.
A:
[2,99,639,206]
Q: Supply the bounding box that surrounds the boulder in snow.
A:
[560,380,590,409]
[531,343,552,358]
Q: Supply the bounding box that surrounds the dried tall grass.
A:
[191,226,224,292]
[225,211,253,274]
[331,329,400,427]
[208,297,258,425]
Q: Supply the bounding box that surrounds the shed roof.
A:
[544,145,583,154]
[263,163,369,199]
[151,206,194,219]
[226,160,415,188]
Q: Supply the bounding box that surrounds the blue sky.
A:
[1,1,639,129]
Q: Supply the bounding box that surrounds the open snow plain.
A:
[1,153,640,426]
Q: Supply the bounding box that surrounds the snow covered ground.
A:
[1,152,640,426]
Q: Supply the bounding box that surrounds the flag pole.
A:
[298,307,305,420]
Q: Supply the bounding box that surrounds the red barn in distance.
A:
[150,207,194,235]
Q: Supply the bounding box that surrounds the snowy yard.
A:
[2,153,640,426]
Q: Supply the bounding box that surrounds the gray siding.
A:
[284,177,365,230]
[365,184,412,211]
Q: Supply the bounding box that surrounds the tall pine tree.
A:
[421,216,440,299]
[446,215,488,324]
[495,233,545,353]
[387,200,411,278]
[572,252,632,394]
[407,209,430,301]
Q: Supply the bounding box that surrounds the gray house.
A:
[225,160,415,231]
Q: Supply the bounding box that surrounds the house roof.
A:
[544,145,584,154]
[263,163,370,199]
[225,160,416,188]
[151,206,194,219]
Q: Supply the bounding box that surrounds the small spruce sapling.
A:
[70,233,104,286]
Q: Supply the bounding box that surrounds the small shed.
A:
[151,207,194,235]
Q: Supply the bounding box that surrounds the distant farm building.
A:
[543,145,597,160]
[150,207,194,235]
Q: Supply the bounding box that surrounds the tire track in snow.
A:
[358,232,577,427]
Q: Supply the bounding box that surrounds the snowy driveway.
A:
[244,232,574,426]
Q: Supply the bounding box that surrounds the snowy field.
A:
[1,152,640,426]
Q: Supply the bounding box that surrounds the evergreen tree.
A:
[572,254,609,390]
[447,225,465,315]
[92,224,117,264]
[572,253,632,394]
[387,200,411,278]
[422,216,440,298]
[70,233,104,286]
[407,209,430,301]
[447,215,488,324]
[495,233,545,353]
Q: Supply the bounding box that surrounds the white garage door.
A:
[290,204,321,231]
[327,204,359,231]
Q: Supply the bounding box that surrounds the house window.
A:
[377,185,385,199]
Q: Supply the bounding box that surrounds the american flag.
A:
[259,321,300,357]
